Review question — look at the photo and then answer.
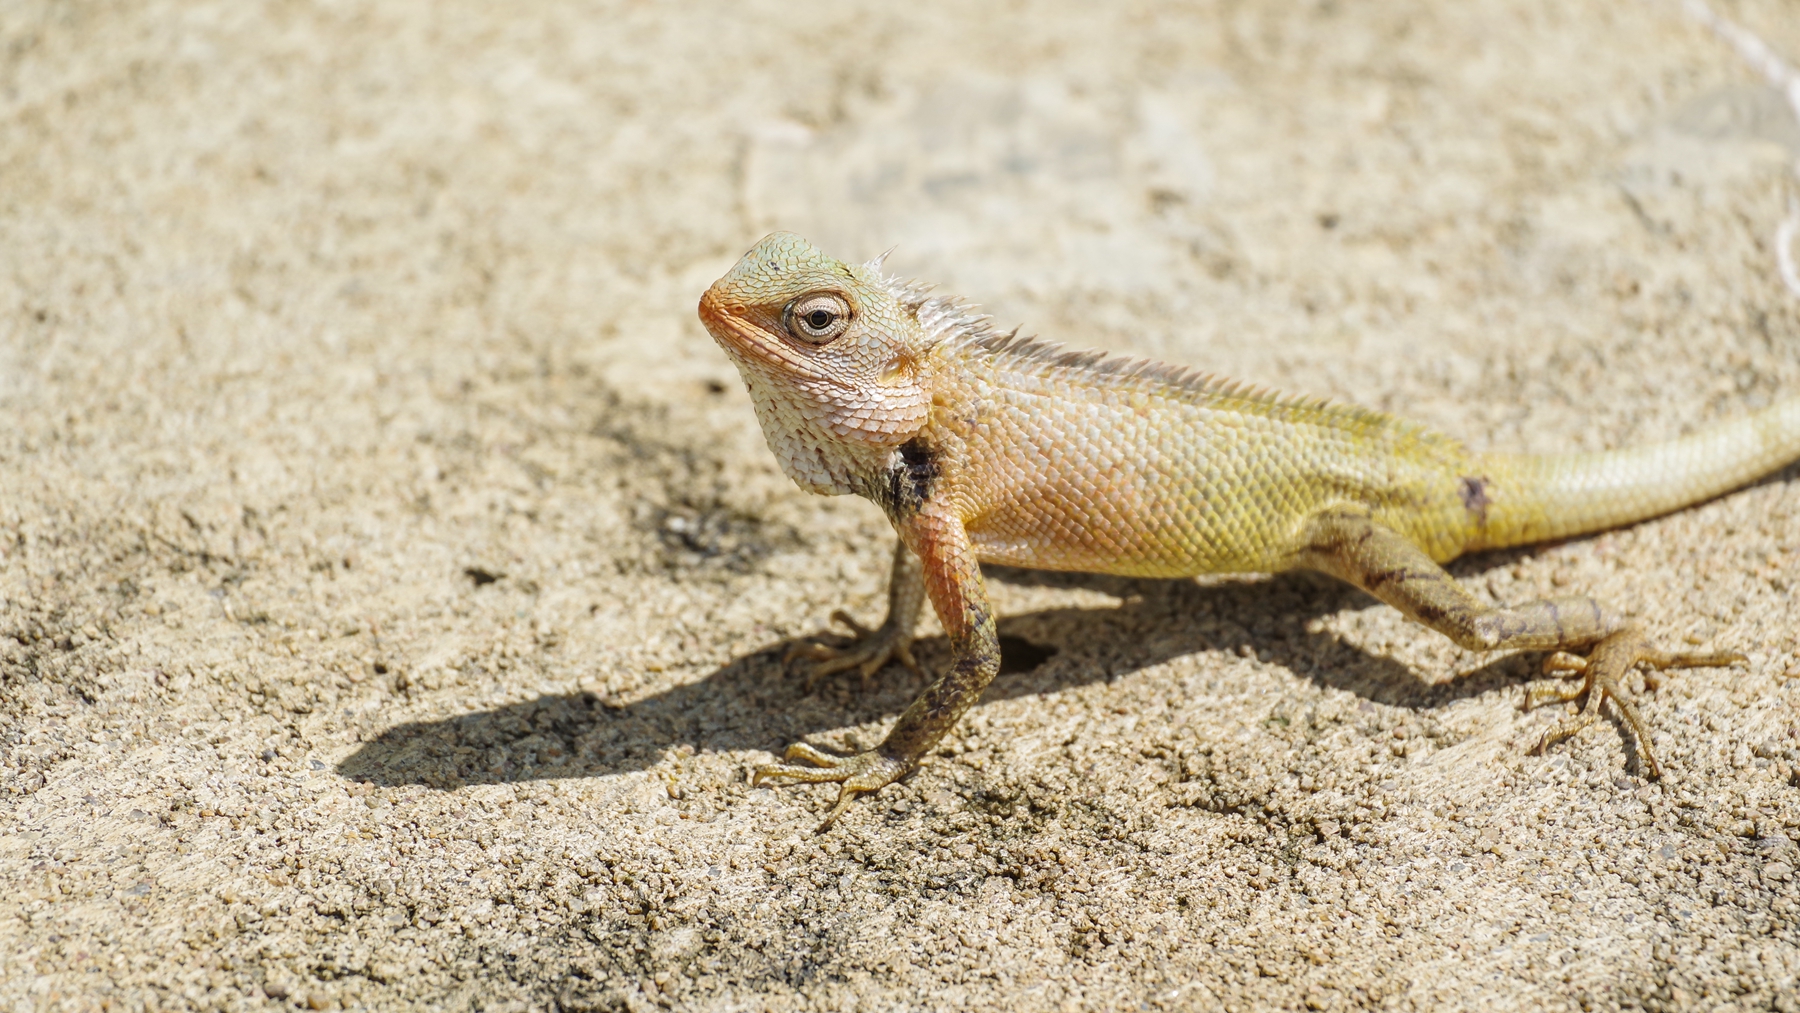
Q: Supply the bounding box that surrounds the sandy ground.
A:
[3,1,1800,1010]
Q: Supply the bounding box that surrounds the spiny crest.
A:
[970,329,1438,434]
[874,272,1004,349]
[874,267,1429,435]
[972,329,1291,403]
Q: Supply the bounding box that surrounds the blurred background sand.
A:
[2,1,1799,1010]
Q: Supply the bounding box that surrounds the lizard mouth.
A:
[697,286,818,376]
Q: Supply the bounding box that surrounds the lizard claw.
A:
[784,611,921,691]
[752,743,912,831]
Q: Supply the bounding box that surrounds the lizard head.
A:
[698,232,932,494]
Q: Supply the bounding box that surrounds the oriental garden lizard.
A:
[697,232,1799,830]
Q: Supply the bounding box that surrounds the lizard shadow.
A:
[338,560,1542,790]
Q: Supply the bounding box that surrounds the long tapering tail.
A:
[1473,397,1800,549]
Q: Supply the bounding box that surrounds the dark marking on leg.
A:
[1365,566,1437,590]
[1413,602,1448,624]
[1364,567,1402,588]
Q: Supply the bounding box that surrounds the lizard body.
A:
[698,231,1800,829]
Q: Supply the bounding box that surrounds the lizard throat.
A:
[737,366,894,495]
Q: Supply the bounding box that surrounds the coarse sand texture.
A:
[2,2,1798,1011]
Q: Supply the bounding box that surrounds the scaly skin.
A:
[698,232,1800,830]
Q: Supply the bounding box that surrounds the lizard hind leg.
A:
[1296,508,1744,778]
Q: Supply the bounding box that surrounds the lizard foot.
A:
[1525,628,1744,778]
[785,611,920,691]
[751,742,912,832]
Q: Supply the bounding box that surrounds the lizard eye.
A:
[784,293,852,344]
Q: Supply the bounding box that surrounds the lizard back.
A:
[925,332,1486,576]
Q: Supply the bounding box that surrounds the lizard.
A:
[697,231,1800,830]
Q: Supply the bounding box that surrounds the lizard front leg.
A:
[786,539,925,690]
[1297,508,1742,777]
[754,511,998,830]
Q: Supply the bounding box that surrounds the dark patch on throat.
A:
[884,438,940,517]
[1458,475,1492,524]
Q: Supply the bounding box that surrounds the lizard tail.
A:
[1471,396,1800,550]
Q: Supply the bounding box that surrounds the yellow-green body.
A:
[920,330,1800,579]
